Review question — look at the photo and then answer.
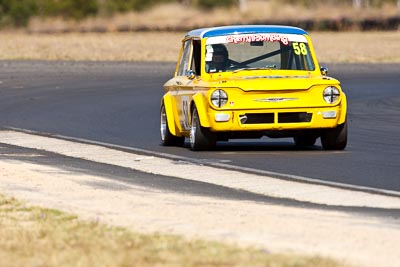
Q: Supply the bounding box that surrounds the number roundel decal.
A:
[292,42,308,56]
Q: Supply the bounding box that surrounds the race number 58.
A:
[292,42,308,56]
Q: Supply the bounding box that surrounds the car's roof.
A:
[185,25,308,38]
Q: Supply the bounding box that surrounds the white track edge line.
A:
[3,126,400,198]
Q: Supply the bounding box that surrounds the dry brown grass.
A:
[0,32,182,61]
[0,31,399,63]
[0,194,349,267]
[1,1,399,63]
[310,31,400,63]
[26,1,400,33]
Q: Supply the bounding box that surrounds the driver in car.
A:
[206,44,230,73]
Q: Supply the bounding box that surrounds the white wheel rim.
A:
[160,106,167,141]
[190,111,197,147]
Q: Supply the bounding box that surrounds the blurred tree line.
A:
[0,0,398,27]
[282,0,398,7]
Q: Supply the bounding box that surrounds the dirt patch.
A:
[0,135,400,267]
[1,158,398,267]
[2,194,340,267]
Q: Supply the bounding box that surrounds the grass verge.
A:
[0,193,349,267]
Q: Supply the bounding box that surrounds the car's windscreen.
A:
[205,33,315,73]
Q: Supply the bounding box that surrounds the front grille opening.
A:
[278,112,312,123]
[241,113,274,124]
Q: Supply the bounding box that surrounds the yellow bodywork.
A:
[162,32,347,139]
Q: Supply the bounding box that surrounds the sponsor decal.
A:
[226,34,290,46]
[181,96,190,130]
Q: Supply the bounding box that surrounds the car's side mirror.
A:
[320,66,328,76]
[186,70,196,80]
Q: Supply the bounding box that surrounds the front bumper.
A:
[207,105,344,132]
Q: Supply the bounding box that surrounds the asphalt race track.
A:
[0,61,399,193]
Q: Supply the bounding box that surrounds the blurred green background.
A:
[0,0,398,27]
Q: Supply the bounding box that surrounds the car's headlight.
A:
[211,89,228,108]
[323,86,340,104]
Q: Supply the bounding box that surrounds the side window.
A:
[177,40,191,76]
[191,40,201,76]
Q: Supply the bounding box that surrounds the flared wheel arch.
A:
[160,101,185,146]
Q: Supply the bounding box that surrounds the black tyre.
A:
[321,121,348,150]
[190,107,216,151]
[160,103,185,146]
[294,135,317,147]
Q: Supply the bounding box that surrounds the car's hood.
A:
[210,75,340,91]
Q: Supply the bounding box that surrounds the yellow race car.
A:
[161,25,347,151]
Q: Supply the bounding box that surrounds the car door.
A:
[172,38,201,132]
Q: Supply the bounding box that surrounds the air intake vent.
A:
[278,112,312,123]
[241,113,274,124]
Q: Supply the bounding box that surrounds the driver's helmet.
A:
[206,44,229,73]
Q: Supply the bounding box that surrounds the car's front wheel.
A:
[160,103,185,146]
[190,107,216,151]
[321,121,348,150]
